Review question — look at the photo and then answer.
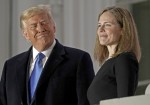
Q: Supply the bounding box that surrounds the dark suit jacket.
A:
[0,40,95,105]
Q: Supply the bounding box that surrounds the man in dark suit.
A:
[0,4,95,105]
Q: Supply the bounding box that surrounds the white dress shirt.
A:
[29,40,56,76]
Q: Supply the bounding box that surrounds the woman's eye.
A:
[98,24,101,28]
[98,23,111,28]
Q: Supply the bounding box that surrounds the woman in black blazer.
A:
[87,6,141,105]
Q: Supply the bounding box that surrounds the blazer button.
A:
[21,101,23,105]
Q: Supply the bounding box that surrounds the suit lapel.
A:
[15,41,66,104]
[37,41,66,88]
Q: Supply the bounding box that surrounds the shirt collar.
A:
[32,39,56,60]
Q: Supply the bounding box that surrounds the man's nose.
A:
[37,23,45,32]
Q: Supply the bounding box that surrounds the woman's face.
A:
[97,11,122,47]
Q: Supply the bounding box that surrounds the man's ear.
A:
[53,25,56,34]
[22,30,30,40]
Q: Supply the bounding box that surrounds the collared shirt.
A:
[29,40,56,76]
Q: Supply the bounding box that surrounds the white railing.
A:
[138,79,150,87]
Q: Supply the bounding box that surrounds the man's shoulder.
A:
[55,39,89,55]
[61,46,92,61]
[64,46,88,54]
[6,50,31,62]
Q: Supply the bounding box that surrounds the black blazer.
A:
[87,52,139,105]
[0,40,95,105]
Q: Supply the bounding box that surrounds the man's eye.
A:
[41,21,48,25]
[42,21,46,24]
[105,24,111,27]
[30,25,36,29]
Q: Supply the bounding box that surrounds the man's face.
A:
[23,13,56,51]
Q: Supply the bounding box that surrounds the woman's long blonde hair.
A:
[94,6,141,64]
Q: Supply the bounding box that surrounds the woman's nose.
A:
[99,25,104,32]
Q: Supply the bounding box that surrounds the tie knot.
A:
[37,53,45,60]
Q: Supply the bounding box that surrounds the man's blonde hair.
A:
[20,4,55,29]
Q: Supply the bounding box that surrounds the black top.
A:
[87,52,139,105]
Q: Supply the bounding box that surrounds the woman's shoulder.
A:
[114,52,138,67]
[116,52,137,61]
